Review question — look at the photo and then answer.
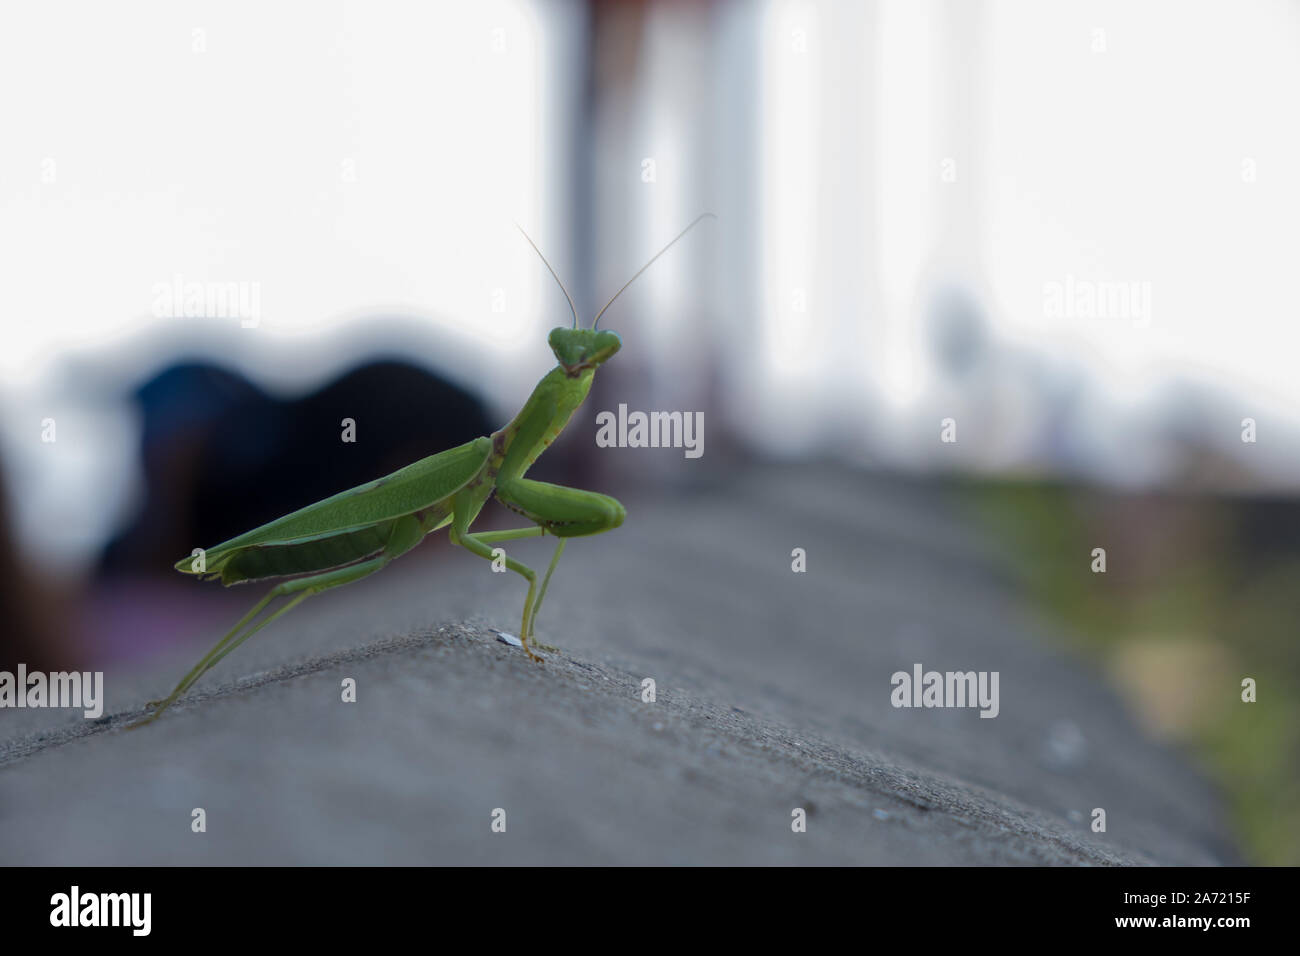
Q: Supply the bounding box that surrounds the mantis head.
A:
[517,214,716,362]
[549,327,622,375]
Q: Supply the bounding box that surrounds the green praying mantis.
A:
[132,214,715,726]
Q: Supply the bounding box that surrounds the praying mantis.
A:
[132,214,714,726]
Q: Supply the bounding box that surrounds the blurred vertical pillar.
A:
[579,0,740,482]
[928,0,997,469]
[826,0,877,451]
[932,0,987,287]
[742,0,881,460]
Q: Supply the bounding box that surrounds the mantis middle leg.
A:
[449,519,548,659]
[451,477,623,657]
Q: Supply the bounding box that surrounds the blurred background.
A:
[1,0,1297,862]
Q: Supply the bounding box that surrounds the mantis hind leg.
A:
[133,516,423,727]
[139,588,305,717]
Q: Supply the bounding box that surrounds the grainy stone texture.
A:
[0,465,1238,865]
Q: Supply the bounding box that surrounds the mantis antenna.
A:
[515,223,580,329]
[592,213,717,330]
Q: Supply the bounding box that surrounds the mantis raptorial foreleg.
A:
[495,477,625,539]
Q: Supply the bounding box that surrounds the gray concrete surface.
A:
[0,464,1238,864]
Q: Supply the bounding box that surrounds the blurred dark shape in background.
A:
[0,462,74,672]
[98,359,493,577]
